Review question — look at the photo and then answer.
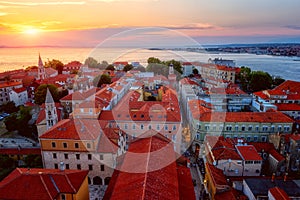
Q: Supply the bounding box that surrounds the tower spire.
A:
[45,88,58,130]
[38,53,45,80]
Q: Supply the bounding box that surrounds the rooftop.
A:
[0,168,88,200]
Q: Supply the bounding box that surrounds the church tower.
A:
[38,54,46,80]
[45,88,58,130]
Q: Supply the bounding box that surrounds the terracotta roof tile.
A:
[0,168,88,200]
[236,145,262,161]
[269,187,290,200]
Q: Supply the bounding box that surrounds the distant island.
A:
[184,43,300,57]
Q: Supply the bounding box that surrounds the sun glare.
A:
[23,28,40,35]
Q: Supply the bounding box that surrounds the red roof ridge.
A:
[39,173,54,199]
[64,174,76,193]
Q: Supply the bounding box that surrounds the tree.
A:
[34,84,59,105]
[84,57,99,68]
[135,66,146,72]
[147,57,161,64]
[98,61,109,70]
[4,113,18,132]
[273,77,285,87]
[237,66,252,91]
[192,68,199,75]
[93,74,112,87]
[45,59,64,74]
[123,64,133,72]
[249,71,273,92]
[146,63,169,77]
[105,65,115,71]
[0,101,18,114]
[164,59,183,74]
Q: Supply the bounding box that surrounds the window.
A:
[156,124,160,131]
[148,125,152,130]
[87,143,91,148]
[284,126,290,132]
[219,125,223,131]
[212,126,217,131]
[53,153,57,159]
[278,126,282,132]
[63,142,67,148]
[234,125,239,131]
[197,123,201,130]
[61,194,66,200]
[172,135,176,141]
[254,161,261,164]
[196,134,200,140]
[88,154,92,160]
[164,125,168,130]
[226,126,232,131]
[205,125,210,131]
[270,126,275,132]
[89,164,93,171]
[241,126,245,131]
[245,161,253,164]
[248,126,253,131]
[140,124,144,130]
[172,125,176,131]
[101,165,105,171]
[64,153,68,159]
[261,136,267,142]
[262,126,268,132]
[100,154,104,160]
[124,124,128,130]
[255,126,259,132]
[77,164,81,170]
[66,164,69,169]
[51,142,56,148]
[254,136,258,142]
[76,154,80,160]
[75,143,79,148]
[132,124,136,130]
[247,136,251,142]
[237,161,242,164]
[54,163,58,169]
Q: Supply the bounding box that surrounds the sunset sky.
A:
[1,0,300,47]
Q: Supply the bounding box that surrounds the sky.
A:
[0,0,300,47]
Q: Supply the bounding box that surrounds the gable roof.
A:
[104,131,195,200]
[0,168,88,200]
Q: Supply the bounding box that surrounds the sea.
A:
[0,47,299,81]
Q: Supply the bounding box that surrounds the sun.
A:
[23,28,40,35]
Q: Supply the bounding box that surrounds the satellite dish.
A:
[213,161,217,166]
[228,159,232,163]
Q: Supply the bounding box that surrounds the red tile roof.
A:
[179,78,200,86]
[206,136,241,160]
[60,91,85,101]
[269,187,290,200]
[276,103,300,111]
[215,189,248,200]
[0,81,22,88]
[206,163,228,186]
[196,109,294,123]
[236,145,262,161]
[290,134,300,141]
[104,131,195,200]
[100,88,181,122]
[0,168,88,200]
[39,119,100,140]
[13,87,27,93]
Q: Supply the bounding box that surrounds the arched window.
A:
[93,176,102,185]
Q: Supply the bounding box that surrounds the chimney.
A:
[284,173,288,182]
[271,173,275,182]
[60,161,65,171]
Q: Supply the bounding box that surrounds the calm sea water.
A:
[0,47,299,81]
